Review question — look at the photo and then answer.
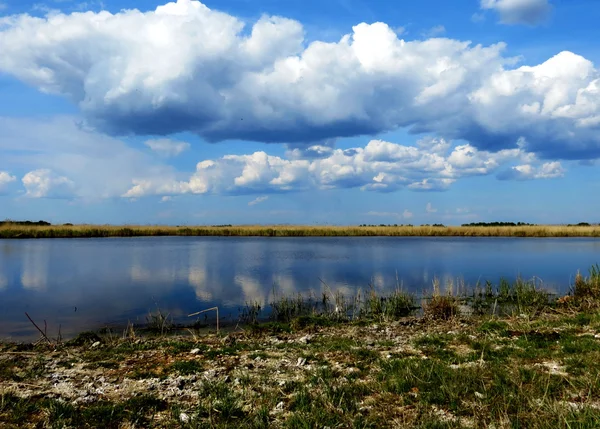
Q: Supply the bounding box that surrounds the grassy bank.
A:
[2,268,600,428]
[2,223,600,239]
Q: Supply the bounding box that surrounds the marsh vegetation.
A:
[2,222,600,238]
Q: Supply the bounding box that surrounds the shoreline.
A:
[2,224,600,239]
[1,270,599,427]
[2,291,600,427]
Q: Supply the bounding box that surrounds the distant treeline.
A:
[461,222,536,227]
[0,220,51,226]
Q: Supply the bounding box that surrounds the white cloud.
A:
[160,195,173,202]
[286,140,336,160]
[144,138,190,157]
[366,211,394,217]
[426,202,437,213]
[248,195,268,206]
[497,161,565,181]
[366,210,413,220]
[0,116,176,200]
[0,171,16,193]
[123,136,557,198]
[480,0,552,26]
[471,13,486,23]
[393,26,407,35]
[0,1,598,160]
[423,25,446,38]
[22,169,75,198]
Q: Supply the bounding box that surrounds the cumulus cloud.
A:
[0,171,16,193]
[0,116,176,199]
[144,139,190,157]
[0,1,598,160]
[480,0,552,26]
[497,161,565,181]
[248,196,268,206]
[123,136,559,198]
[286,139,336,160]
[22,169,76,198]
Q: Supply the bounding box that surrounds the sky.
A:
[0,0,599,226]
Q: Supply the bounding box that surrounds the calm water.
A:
[1,237,599,340]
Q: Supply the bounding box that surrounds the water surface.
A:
[1,237,599,340]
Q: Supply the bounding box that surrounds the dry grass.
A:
[2,224,600,238]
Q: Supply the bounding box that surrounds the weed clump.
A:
[363,289,416,321]
[572,265,600,307]
[425,295,458,320]
[66,331,102,347]
[424,278,458,320]
[270,294,313,323]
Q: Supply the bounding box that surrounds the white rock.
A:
[298,335,312,345]
[179,412,190,423]
[190,348,201,354]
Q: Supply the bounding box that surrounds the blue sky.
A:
[1,0,600,225]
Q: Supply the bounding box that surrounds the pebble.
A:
[203,370,216,379]
[298,335,312,345]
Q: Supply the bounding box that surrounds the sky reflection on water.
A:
[1,237,599,340]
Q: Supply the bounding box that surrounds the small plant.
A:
[145,302,173,335]
[571,265,600,307]
[238,301,262,325]
[269,293,313,323]
[424,277,458,320]
[364,288,416,321]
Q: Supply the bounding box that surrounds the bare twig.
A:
[25,312,52,345]
[189,307,219,334]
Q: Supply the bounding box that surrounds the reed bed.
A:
[2,223,600,238]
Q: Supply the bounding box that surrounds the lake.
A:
[1,236,599,340]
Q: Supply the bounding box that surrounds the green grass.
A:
[169,360,204,375]
[0,394,167,428]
